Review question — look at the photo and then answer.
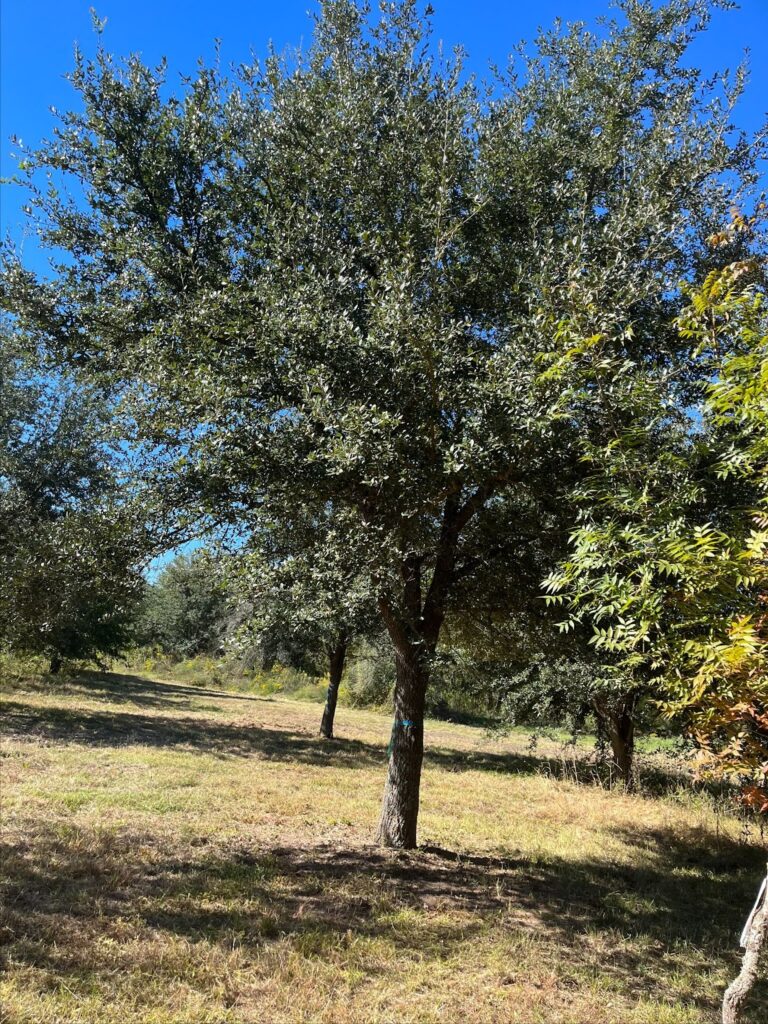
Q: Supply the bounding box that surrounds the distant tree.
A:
[0,328,146,671]
[138,550,227,659]
[2,0,762,846]
[444,601,651,785]
[228,512,382,739]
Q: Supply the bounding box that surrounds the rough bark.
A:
[49,654,62,675]
[375,647,428,849]
[373,485,497,848]
[594,695,636,788]
[607,710,635,788]
[319,637,347,739]
[723,870,768,1024]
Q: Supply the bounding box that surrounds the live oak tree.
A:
[138,549,228,659]
[227,510,382,739]
[2,0,761,845]
[445,580,651,786]
[231,552,382,745]
[0,328,146,670]
[497,653,648,787]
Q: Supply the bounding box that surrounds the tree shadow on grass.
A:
[0,698,384,768]
[6,669,272,711]
[1,821,766,1017]
[0,672,740,799]
[0,695,619,782]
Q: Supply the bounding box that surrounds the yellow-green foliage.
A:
[543,242,768,805]
[121,648,322,699]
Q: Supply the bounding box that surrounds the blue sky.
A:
[2,0,767,242]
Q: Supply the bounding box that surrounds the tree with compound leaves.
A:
[544,244,768,800]
[542,226,768,1022]
[2,0,762,845]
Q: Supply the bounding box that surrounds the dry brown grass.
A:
[1,668,767,1023]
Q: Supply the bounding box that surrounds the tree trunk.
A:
[723,870,768,1024]
[594,696,636,788]
[49,654,62,675]
[319,637,347,739]
[373,490,476,848]
[375,647,428,849]
[607,709,635,788]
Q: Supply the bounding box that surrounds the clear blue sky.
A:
[2,0,767,245]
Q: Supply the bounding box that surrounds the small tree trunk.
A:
[723,870,768,1024]
[319,637,347,739]
[594,696,636,788]
[607,709,635,788]
[49,654,62,675]
[376,647,428,849]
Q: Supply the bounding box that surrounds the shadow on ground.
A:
[2,671,766,1015]
[5,669,268,710]
[0,696,384,768]
[1,820,766,1016]
[1,672,709,794]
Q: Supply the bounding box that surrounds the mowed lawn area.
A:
[1,671,767,1024]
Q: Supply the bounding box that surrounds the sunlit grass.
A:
[1,668,766,1022]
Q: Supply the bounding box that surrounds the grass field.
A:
[1,669,767,1024]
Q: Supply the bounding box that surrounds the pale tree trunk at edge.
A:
[723,868,768,1024]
